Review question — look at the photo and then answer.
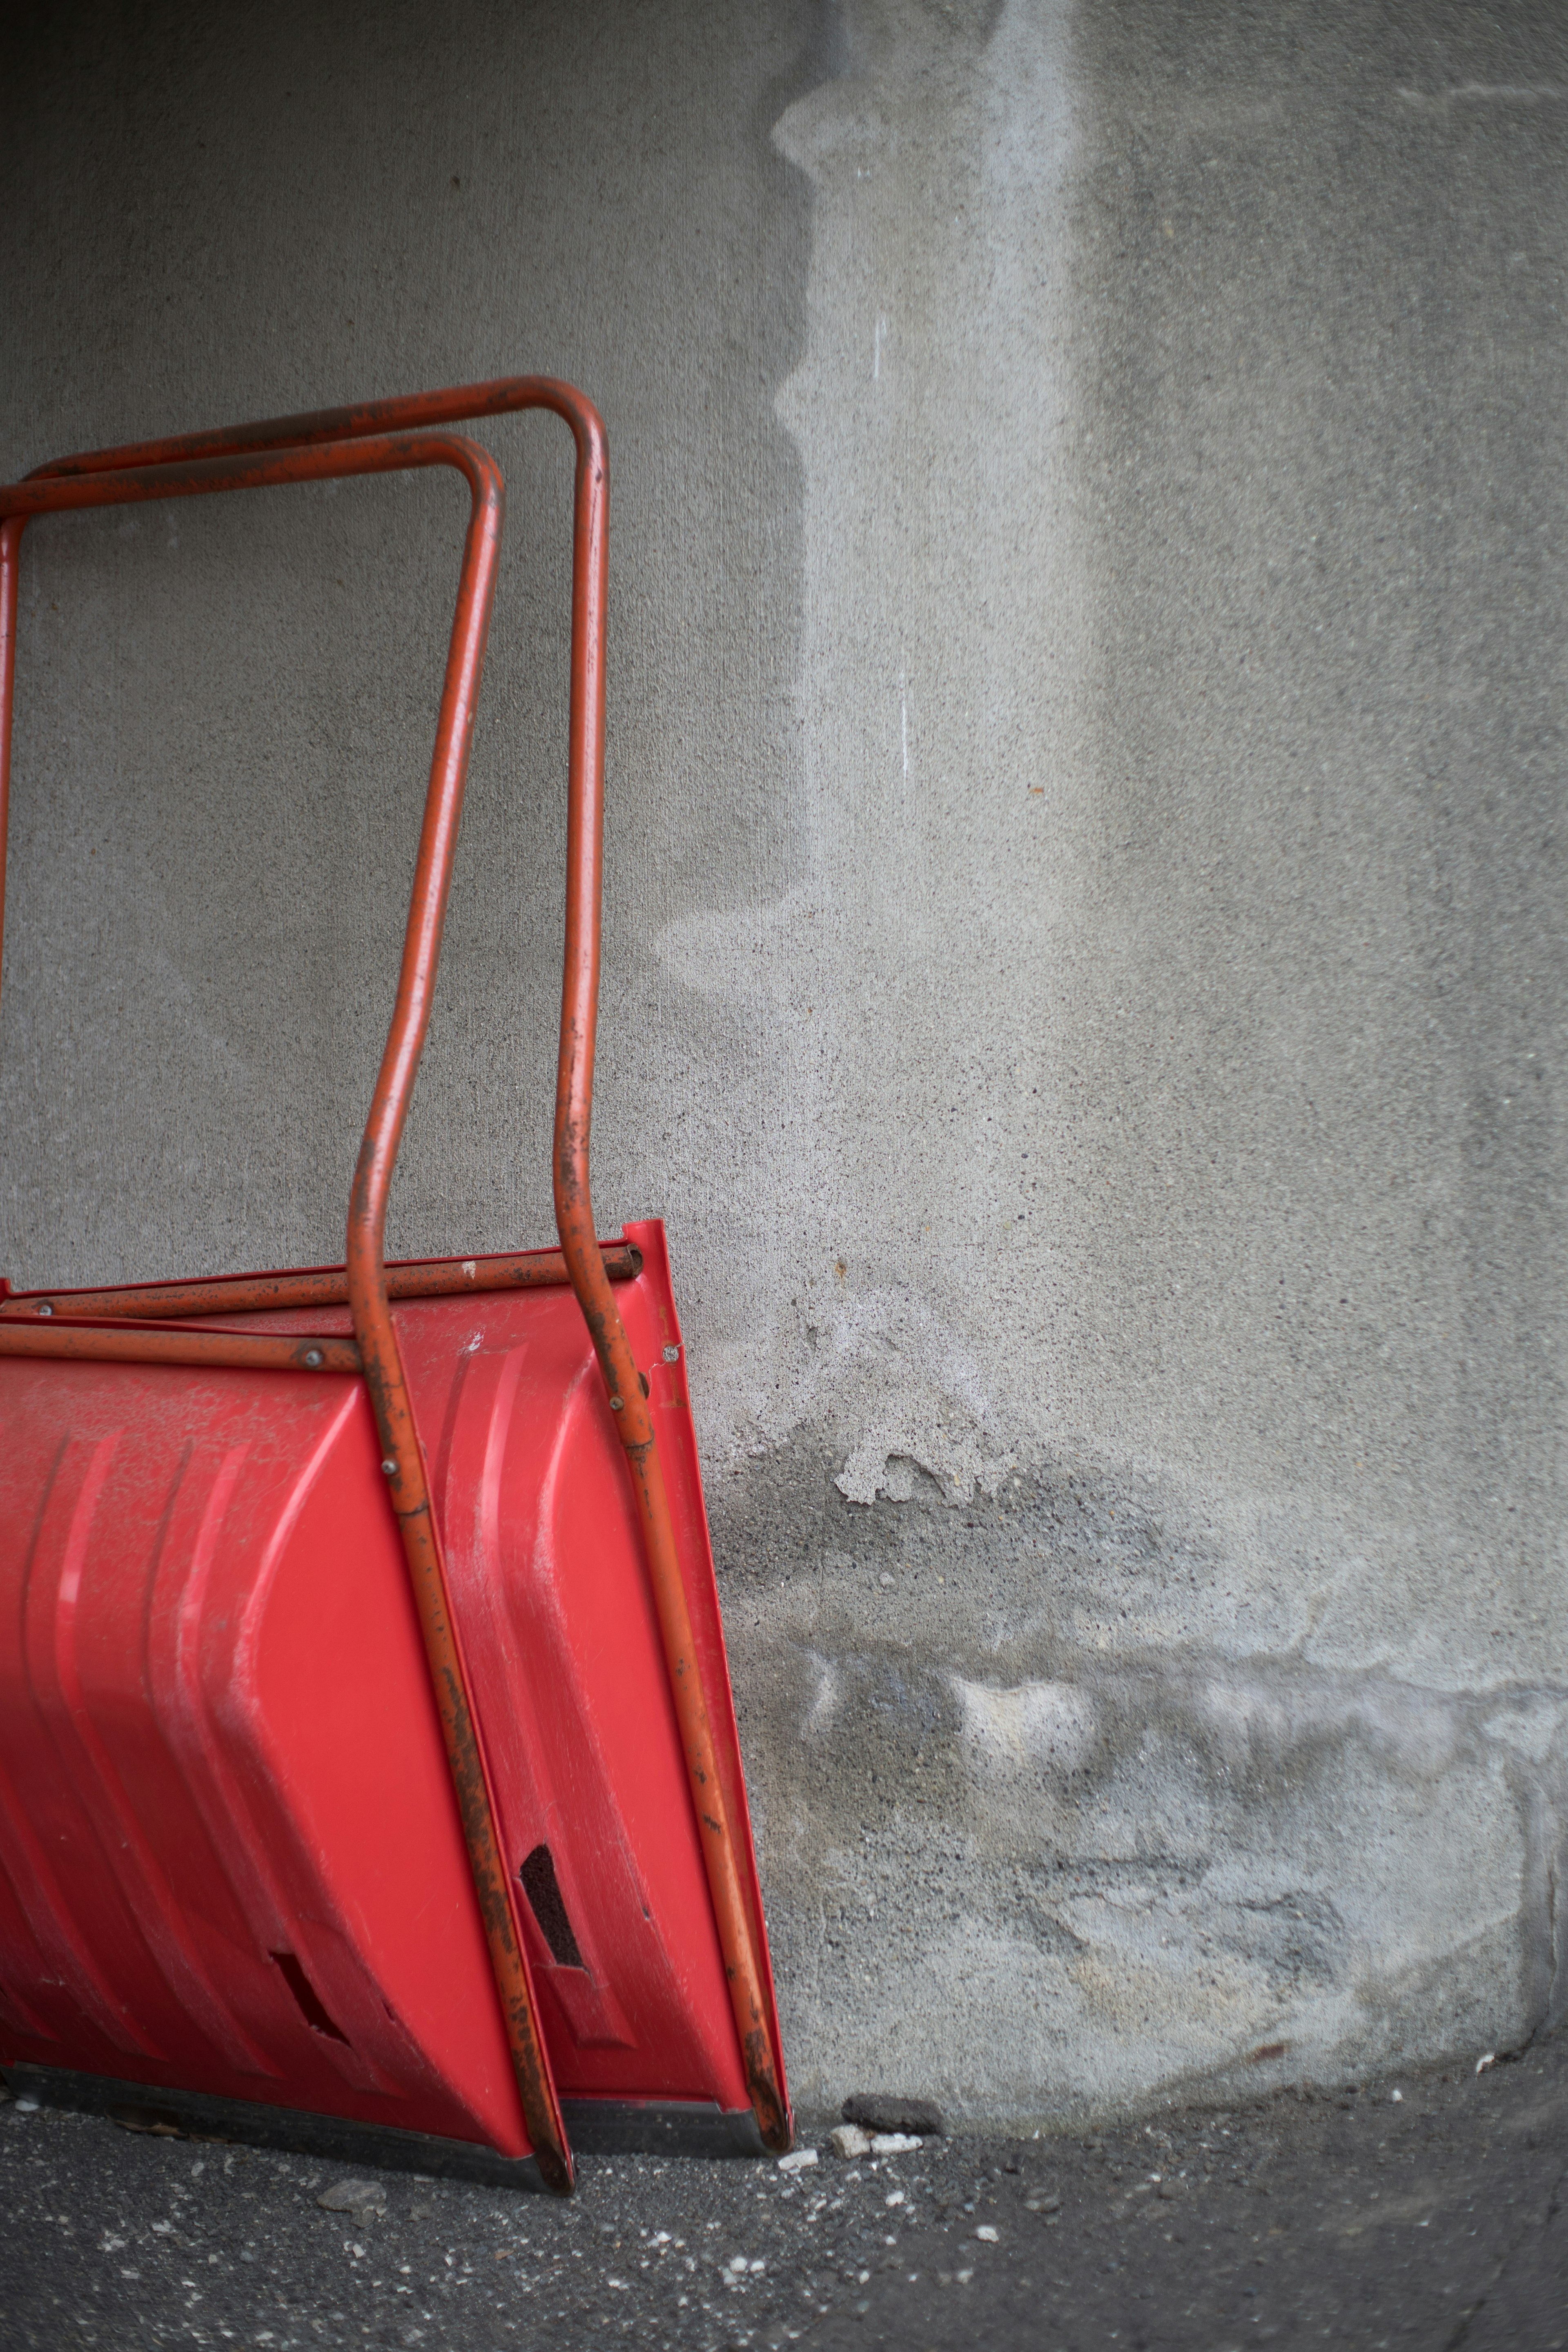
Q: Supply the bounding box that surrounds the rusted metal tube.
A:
[0,1321,360,1374]
[543,397,793,2152]
[32,377,611,481]
[0,1240,642,1325]
[0,435,468,523]
[340,444,567,2199]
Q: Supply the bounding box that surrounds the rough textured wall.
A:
[2,0,1566,2126]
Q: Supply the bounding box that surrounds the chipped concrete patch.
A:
[714,1437,1568,2124]
[952,1675,1101,1776]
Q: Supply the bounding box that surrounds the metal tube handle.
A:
[0,430,574,2190]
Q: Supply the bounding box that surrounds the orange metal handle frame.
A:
[0,429,572,2191]
[2,378,791,2160]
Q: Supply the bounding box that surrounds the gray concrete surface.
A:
[2,0,1567,2125]
[2,2035,1567,2350]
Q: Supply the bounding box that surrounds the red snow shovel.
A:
[0,380,790,2194]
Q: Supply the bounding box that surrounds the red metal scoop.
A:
[0,382,790,2192]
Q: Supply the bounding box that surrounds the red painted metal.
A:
[0,380,791,2180]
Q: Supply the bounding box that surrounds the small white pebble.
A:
[1476,2053,1497,2075]
[885,2189,905,2207]
[14,2099,39,2114]
[1390,2089,1403,2103]
[749,2258,764,2273]
[956,2265,975,2283]
[829,2125,873,2159]
[776,2148,817,2173]
[728,2254,748,2274]
[975,2225,999,2243]
[871,2132,921,2154]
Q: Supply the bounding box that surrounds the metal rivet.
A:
[303,1349,323,1368]
[662,1344,680,1363]
[381,1458,398,1477]
[609,1396,624,1412]
[37,1302,53,1317]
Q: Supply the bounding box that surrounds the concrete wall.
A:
[2,0,1566,2125]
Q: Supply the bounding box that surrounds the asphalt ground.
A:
[1,2030,1565,2352]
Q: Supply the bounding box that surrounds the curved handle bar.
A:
[3,380,791,2160]
[20,379,616,1505]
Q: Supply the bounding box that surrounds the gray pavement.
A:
[2,2029,1565,2352]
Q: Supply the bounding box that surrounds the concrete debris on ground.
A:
[315,2177,389,2217]
[2,2034,1564,2349]
[841,2094,946,2137]
[109,2104,190,2140]
[827,2123,923,2160]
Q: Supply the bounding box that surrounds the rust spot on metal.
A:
[742,2026,792,2153]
